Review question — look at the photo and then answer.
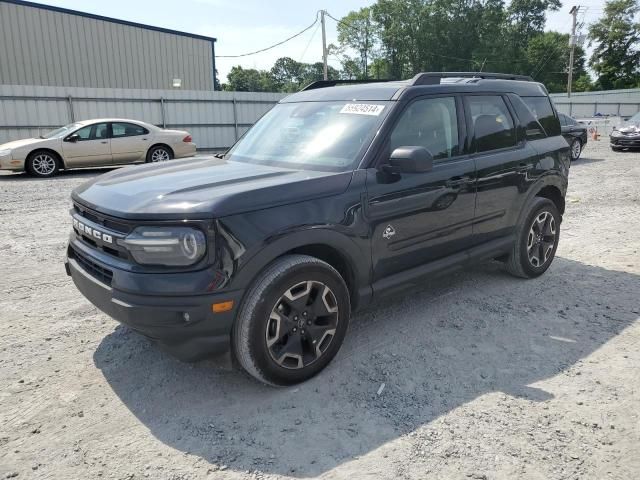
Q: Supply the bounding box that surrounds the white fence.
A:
[550,88,640,119]
[2,85,638,148]
[0,85,287,149]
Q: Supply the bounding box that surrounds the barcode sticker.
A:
[339,103,385,116]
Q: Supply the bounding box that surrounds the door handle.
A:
[142,138,148,140]
[100,141,108,144]
[446,176,470,188]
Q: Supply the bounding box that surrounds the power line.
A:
[299,20,321,63]
[216,13,319,58]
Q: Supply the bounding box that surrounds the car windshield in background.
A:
[226,101,391,171]
[627,112,640,125]
[41,123,83,139]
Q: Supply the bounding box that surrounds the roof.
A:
[0,0,216,43]
[74,118,157,127]
[282,76,549,103]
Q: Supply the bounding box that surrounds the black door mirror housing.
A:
[388,146,433,173]
[66,134,80,143]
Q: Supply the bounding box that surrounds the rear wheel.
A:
[26,150,60,178]
[232,255,350,386]
[570,139,582,160]
[146,145,173,163]
[505,197,560,278]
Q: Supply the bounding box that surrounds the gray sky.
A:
[37,0,607,83]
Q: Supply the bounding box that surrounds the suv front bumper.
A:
[65,241,244,361]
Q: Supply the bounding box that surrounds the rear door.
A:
[366,95,477,281]
[466,94,538,243]
[109,122,151,163]
[62,123,111,166]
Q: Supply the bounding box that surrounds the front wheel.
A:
[232,255,350,386]
[146,145,173,163]
[26,150,60,178]
[505,197,560,278]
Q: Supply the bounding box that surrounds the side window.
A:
[558,114,568,126]
[522,96,561,137]
[112,122,148,138]
[466,95,517,153]
[389,96,459,161]
[74,125,93,140]
[72,123,109,141]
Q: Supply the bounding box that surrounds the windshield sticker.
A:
[340,103,385,116]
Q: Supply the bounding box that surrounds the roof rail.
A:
[411,72,534,85]
[301,79,392,91]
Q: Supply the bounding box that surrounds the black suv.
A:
[65,72,570,385]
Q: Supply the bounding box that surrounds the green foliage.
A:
[221,0,637,93]
[588,0,640,89]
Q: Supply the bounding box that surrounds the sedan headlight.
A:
[119,226,207,266]
[0,148,11,156]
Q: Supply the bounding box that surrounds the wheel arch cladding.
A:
[287,244,356,308]
[228,230,369,311]
[536,185,565,216]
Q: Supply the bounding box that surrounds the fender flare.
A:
[515,174,566,226]
[228,228,371,306]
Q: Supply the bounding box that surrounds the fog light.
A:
[212,301,234,313]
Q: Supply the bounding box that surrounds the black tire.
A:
[26,150,60,178]
[146,145,173,163]
[232,254,350,386]
[505,197,560,279]
[569,139,582,161]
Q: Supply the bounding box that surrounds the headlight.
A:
[610,130,621,137]
[0,148,11,156]
[119,226,207,266]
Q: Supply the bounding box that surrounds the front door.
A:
[367,95,476,282]
[62,123,111,166]
[109,122,151,163]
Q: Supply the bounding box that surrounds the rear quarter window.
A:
[522,96,561,137]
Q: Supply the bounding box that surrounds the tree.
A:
[223,66,276,92]
[588,0,640,89]
[334,7,378,78]
[525,31,589,92]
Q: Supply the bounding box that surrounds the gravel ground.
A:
[1,141,639,480]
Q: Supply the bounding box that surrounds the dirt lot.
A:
[1,141,639,480]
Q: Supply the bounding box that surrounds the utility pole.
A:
[567,6,579,98]
[321,10,328,80]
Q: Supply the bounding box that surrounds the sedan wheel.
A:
[27,151,59,178]
[146,146,173,163]
[570,139,582,160]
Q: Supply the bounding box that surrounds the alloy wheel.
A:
[526,211,556,267]
[571,140,581,159]
[266,280,339,369]
[151,149,170,162]
[32,154,56,176]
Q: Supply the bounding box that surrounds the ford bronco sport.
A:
[65,72,570,386]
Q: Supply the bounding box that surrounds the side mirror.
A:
[388,146,433,173]
[66,134,80,143]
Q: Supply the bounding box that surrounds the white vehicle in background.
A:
[0,118,196,177]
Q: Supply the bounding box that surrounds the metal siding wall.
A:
[0,2,214,90]
[0,85,285,147]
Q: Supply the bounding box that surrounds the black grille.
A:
[70,247,114,286]
[73,203,131,234]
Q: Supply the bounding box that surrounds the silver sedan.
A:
[0,118,196,177]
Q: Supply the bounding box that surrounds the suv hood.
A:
[72,156,353,219]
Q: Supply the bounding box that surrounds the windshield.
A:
[226,101,391,171]
[41,123,83,139]
[627,112,640,125]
